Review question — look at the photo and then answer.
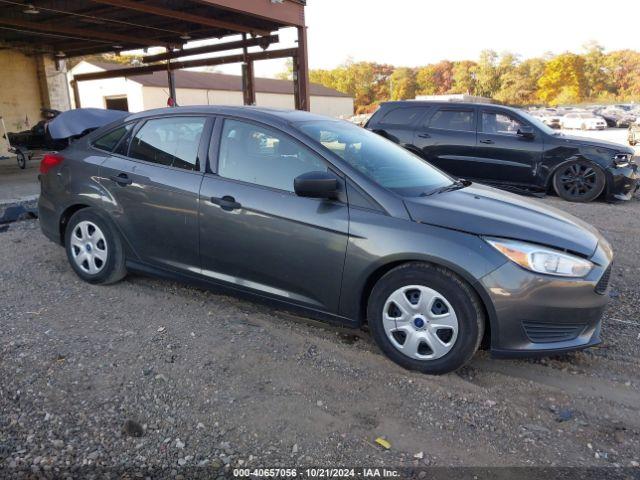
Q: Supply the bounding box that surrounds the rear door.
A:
[476,108,543,184]
[198,117,349,313]
[99,115,211,271]
[412,106,478,178]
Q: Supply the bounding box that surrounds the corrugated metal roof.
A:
[87,61,350,98]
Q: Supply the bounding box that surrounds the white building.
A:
[69,61,354,118]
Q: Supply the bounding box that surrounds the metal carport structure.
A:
[0,0,310,110]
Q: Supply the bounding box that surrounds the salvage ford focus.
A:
[38,106,613,374]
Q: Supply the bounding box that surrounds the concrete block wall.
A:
[0,50,43,156]
[0,50,71,157]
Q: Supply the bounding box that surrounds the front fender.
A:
[339,208,507,326]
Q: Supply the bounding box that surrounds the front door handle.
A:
[479,139,495,144]
[109,173,132,186]
[211,195,241,211]
[417,133,431,139]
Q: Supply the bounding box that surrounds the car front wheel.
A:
[367,263,484,375]
[552,160,605,203]
[65,208,127,285]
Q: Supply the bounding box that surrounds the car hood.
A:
[552,133,634,154]
[404,183,601,257]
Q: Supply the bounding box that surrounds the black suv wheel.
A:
[553,160,605,202]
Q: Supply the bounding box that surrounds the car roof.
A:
[378,100,523,114]
[123,105,333,127]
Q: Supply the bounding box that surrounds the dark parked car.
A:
[366,101,638,202]
[39,106,613,374]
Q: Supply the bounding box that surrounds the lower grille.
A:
[595,264,612,295]
[522,321,586,343]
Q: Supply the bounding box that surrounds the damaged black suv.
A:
[366,101,638,202]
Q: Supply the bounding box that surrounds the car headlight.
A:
[485,237,593,278]
[613,153,631,168]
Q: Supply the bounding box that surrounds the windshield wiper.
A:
[421,179,471,197]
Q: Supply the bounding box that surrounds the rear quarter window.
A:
[92,124,131,152]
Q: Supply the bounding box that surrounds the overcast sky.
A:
[214,0,640,78]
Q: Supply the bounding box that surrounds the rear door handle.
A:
[211,195,241,211]
[109,173,132,186]
[417,133,431,139]
[479,139,495,144]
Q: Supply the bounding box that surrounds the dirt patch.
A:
[0,197,639,473]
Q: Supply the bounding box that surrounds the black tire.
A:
[552,160,606,203]
[17,152,26,169]
[367,262,485,375]
[64,208,127,285]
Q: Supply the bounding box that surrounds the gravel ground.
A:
[1,194,639,477]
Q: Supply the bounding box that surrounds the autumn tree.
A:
[582,42,611,99]
[605,50,640,100]
[537,53,587,105]
[308,48,640,111]
[309,60,394,113]
[474,50,502,98]
[416,61,454,95]
[450,61,477,95]
[390,67,417,100]
[494,58,545,105]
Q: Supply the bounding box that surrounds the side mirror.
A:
[294,171,339,199]
[517,125,535,139]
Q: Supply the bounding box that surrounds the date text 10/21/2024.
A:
[232,468,401,478]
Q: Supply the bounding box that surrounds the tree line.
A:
[305,43,640,114]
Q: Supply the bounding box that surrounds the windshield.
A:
[295,120,452,197]
[517,109,557,135]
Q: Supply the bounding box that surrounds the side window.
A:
[93,124,131,152]
[218,119,327,192]
[428,109,475,132]
[129,117,206,171]
[482,112,523,135]
[379,107,428,126]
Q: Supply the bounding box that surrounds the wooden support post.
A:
[295,26,310,111]
[241,34,256,106]
[167,60,177,106]
[70,80,81,108]
[242,61,256,106]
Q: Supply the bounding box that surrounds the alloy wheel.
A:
[382,285,459,360]
[557,163,598,200]
[69,221,108,275]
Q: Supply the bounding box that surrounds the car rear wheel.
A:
[16,151,27,169]
[367,263,484,375]
[553,160,605,203]
[65,208,127,285]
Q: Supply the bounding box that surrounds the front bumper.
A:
[607,162,639,201]
[480,242,612,357]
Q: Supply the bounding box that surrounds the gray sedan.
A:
[38,106,612,374]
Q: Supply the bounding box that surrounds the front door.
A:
[198,118,349,313]
[475,109,544,184]
[99,115,209,271]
